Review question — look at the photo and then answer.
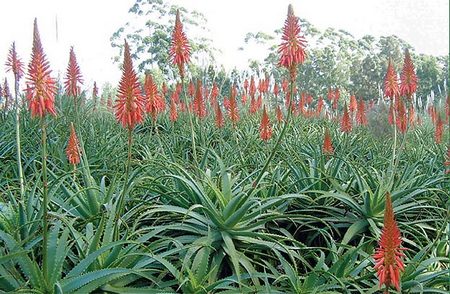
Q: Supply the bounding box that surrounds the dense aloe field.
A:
[1,3,449,294]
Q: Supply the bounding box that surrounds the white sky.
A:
[0,0,448,92]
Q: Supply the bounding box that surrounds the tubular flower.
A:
[144,73,164,121]
[229,91,239,125]
[273,83,279,97]
[169,9,191,79]
[193,80,207,118]
[64,46,83,97]
[276,105,284,123]
[349,95,357,113]
[435,115,443,144]
[322,128,334,155]
[215,102,224,128]
[211,82,219,105]
[169,98,178,122]
[259,106,272,141]
[384,59,399,100]
[278,4,306,81]
[249,76,256,99]
[332,88,340,110]
[26,18,57,117]
[373,193,405,293]
[317,96,324,115]
[396,99,407,134]
[340,104,352,133]
[5,42,24,81]
[66,123,81,165]
[356,99,368,126]
[114,40,145,129]
[3,79,11,110]
[399,49,417,99]
[243,78,249,94]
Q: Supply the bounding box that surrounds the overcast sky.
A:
[0,0,448,91]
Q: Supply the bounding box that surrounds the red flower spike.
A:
[169,98,178,122]
[373,193,405,292]
[5,42,24,80]
[114,40,145,130]
[349,95,357,113]
[282,79,289,94]
[243,78,249,94]
[229,91,239,125]
[260,106,272,141]
[26,19,57,117]
[276,105,284,123]
[215,102,224,128]
[66,122,81,165]
[322,128,334,155]
[64,46,83,97]
[435,115,443,144]
[144,73,164,121]
[317,96,324,115]
[396,99,407,134]
[169,9,191,79]
[278,4,307,81]
[273,83,279,97]
[356,99,368,126]
[249,76,256,99]
[400,49,418,99]
[340,104,352,133]
[384,59,400,100]
[3,78,11,110]
[193,79,206,118]
[188,80,195,97]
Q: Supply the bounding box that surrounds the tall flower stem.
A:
[248,79,294,197]
[14,77,25,199]
[40,117,49,285]
[388,98,398,191]
[116,128,133,223]
[181,77,198,166]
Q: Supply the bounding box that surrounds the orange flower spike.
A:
[396,99,407,134]
[317,96,324,115]
[322,128,334,155]
[384,58,399,100]
[435,115,443,144]
[229,90,239,125]
[340,104,352,133]
[276,105,284,123]
[273,83,279,97]
[400,49,418,99]
[373,193,405,292]
[349,95,357,113]
[278,4,307,81]
[5,42,24,80]
[169,9,191,79]
[249,76,256,99]
[356,99,368,126]
[194,79,206,118]
[260,105,272,141]
[215,102,224,128]
[26,18,57,117]
[144,73,162,121]
[114,40,145,130]
[169,98,178,122]
[66,123,81,165]
[64,46,83,97]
